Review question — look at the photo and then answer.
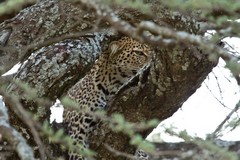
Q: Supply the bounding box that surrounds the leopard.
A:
[63,37,152,160]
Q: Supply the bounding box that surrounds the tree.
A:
[0,0,240,159]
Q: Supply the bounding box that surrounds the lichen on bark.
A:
[0,0,219,159]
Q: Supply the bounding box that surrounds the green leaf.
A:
[225,58,240,76]
[130,134,143,145]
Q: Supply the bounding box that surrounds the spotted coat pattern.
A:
[63,37,152,160]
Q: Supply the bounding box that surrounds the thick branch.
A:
[0,0,220,159]
[0,0,98,75]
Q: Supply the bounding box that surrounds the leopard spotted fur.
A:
[63,37,152,160]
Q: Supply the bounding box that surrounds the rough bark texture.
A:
[0,0,225,160]
[90,44,215,160]
[0,0,97,75]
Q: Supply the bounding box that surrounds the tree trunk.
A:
[0,0,219,159]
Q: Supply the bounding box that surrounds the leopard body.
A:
[63,37,152,160]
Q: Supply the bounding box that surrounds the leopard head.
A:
[108,37,152,71]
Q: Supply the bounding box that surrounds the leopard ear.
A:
[109,41,120,54]
[109,41,125,55]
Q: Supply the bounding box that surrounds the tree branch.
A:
[0,0,227,159]
[0,96,35,160]
[208,100,240,140]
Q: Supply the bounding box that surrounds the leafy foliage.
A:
[0,0,240,159]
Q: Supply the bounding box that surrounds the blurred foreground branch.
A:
[148,140,240,160]
[0,0,240,159]
[0,96,35,160]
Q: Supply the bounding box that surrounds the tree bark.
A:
[0,0,221,159]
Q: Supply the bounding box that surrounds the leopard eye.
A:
[134,50,145,56]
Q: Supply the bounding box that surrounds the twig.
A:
[203,82,229,110]
[0,91,46,160]
[212,72,224,101]
[0,96,35,160]
[104,143,137,160]
[209,100,240,140]
[81,1,232,57]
